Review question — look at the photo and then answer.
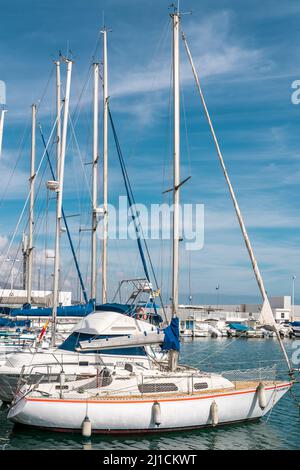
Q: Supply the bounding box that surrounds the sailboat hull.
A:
[8,381,291,433]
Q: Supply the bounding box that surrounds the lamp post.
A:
[216,283,220,310]
[292,275,296,322]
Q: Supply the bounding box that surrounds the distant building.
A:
[165,296,298,323]
[0,289,72,307]
[269,296,292,322]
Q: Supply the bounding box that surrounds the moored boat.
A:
[290,322,300,337]
[0,306,165,403]
[8,359,291,432]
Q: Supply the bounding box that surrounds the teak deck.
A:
[83,379,285,402]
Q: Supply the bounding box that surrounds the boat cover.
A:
[161,317,180,351]
[9,300,95,318]
[228,322,250,332]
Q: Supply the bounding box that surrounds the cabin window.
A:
[138,383,178,393]
[194,382,208,390]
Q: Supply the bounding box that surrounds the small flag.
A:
[38,319,50,342]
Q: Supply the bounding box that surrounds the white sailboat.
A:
[0,35,166,404]
[7,9,294,433]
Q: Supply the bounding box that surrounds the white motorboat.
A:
[284,322,297,338]
[180,329,193,337]
[193,330,210,338]
[0,307,165,403]
[291,324,300,337]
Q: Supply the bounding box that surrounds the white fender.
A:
[257,382,267,409]
[210,400,218,426]
[152,401,161,426]
[82,416,92,437]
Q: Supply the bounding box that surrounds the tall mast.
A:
[167,9,181,372]
[51,59,73,346]
[172,12,180,319]
[26,103,36,304]
[55,61,61,180]
[91,62,99,301]
[102,28,108,304]
[22,233,28,290]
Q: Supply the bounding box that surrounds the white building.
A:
[269,296,291,322]
[169,296,297,324]
[0,289,72,307]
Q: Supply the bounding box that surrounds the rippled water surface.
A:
[1,338,299,450]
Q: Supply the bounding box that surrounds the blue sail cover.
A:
[228,323,251,332]
[161,317,180,352]
[9,300,94,318]
[0,307,14,315]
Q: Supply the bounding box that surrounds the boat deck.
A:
[82,379,289,402]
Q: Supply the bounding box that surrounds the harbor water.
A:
[0,338,299,450]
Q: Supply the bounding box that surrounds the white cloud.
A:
[110,11,264,101]
[0,235,8,250]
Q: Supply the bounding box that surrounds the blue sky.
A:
[0,0,299,305]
